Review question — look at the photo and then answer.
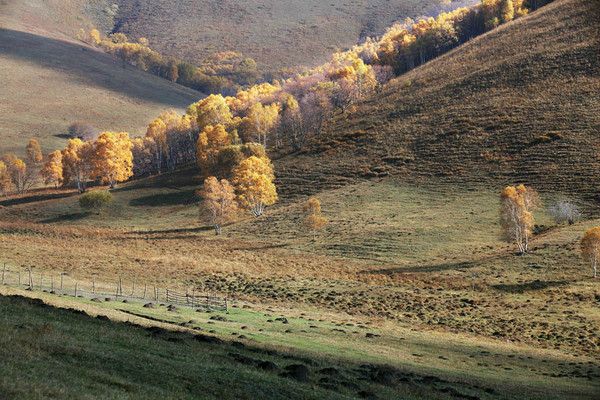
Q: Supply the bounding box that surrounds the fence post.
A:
[28,268,33,290]
[60,273,64,291]
[1,263,5,284]
[74,282,78,297]
[119,277,122,297]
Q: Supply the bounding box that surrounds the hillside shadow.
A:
[491,280,569,293]
[365,260,478,275]
[0,191,76,207]
[40,212,89,224]
[0,28,200,106]
[129,190,197,207]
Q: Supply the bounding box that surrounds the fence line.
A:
[0,263,227,311]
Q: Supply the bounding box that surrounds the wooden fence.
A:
[0,264,227,312]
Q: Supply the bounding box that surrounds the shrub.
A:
[79,191,113,213]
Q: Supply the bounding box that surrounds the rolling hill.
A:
[0,1,203,155]
[277,0,600,198]
[110,0,478,73]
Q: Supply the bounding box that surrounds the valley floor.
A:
[0,174,599,399]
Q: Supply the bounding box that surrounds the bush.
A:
[79,191,113,213]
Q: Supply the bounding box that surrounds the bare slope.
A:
[277,0,600,198]
[111,0,476,72]
[0,2,203,154]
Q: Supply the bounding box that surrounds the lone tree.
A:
[199,176,238,235]
[581,227,600,278]
[79,190,113,214]
[500,184,539,254]
[548,200,581,225]
[232,156,277,217]
[303,197,328,238]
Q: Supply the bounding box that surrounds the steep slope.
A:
[277,0,600,199]
[111,0,477,72]
[0,2,203,154]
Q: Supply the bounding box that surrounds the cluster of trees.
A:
[1,134,134,197]
[78,30,262,95]
[199,155,277,234]
[0,140,43,195]
[500,184,596,278]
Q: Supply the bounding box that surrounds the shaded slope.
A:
[0,27,203,154]
[277,0,600,199]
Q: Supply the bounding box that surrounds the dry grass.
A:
[277,0,600,198]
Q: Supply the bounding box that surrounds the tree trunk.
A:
[214,224,221,235]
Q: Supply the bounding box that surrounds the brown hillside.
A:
[277,0,600,199]
[110,0,477,72]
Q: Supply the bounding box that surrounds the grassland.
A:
[0,1,203,155]
[0,171,598,361]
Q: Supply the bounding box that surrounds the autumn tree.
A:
[303,197,328,238]
[93,131,134,188]
[41,150,63,188]
[188,94,234,130]
[1,154,27,194]
[61,138,95,192]
[26,139,43,166]
[196,124,231,177]
[199,176,238,235]
[232,156,277,217]
[0,161,12,196]
[581,227,600,278]
[146,117,168,173]
[240,102,280,147]
[500,184,539,254]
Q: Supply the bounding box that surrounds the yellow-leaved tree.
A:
[0,160,13,196]
[303,197,328,238]
[188,94,234,131]
[196,124,231,177]
[61,138,95,193]
[240,102,280,147]
[232,155,277,217]
[1,154,27,194]
[26,139,43,165]
[500,184,539,254]
[41,150,63,188]
[580,227,600,279]
[199,176,238,235]
[93,132,134,188]
[146,117,168,173]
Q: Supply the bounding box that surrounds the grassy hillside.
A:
[277,0,600,198]
[110,0,477,73]
[0,2,203,155]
